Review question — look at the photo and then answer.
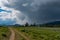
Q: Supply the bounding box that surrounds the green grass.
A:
[15,27,60,40]
[15,31,25,40]
[0,27,10,40]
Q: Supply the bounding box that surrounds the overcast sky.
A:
[0,0,60,25]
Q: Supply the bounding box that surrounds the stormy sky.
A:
[0,0,60,25]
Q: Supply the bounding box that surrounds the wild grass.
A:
[15,31,25,40]
[0,27,10,40]
[15,27,60,40]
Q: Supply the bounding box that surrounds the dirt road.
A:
[9,27,29,40]
[9,28,15,40]
[14,29,30,40]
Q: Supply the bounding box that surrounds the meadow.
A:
[15,31,25,40]
[0,27,10,40]
[1,27,60,40]
[15,27,60,40]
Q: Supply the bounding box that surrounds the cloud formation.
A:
[0,0,29,25]
[1,0,60,25]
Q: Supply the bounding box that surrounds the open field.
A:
[1,27,60,40]
[14,27,60,40]
[0,27,25,40]
[15,32,25,40]
[0,27,10,40]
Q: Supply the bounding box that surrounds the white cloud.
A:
[0,0,29,25]
[22,3,29,7]
[0,7,29,25]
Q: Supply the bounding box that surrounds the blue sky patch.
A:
[0,8,12,13]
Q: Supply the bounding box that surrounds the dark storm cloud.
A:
[5,0,60,24]
[38,1,60,23]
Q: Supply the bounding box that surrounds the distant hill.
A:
[14,24,20,26]
[40,21,60,27]
[45,21,60,25]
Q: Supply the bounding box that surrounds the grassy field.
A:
[0,27,25,40]
[1,27,60,40]
[15,31,25,40]
[15,27,60,40]
[0,27,10,40]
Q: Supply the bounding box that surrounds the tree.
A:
[33,23,36,26]
[25,22,29,27]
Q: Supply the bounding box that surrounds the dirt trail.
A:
[9,28,15,40]
[14,29,30,40]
